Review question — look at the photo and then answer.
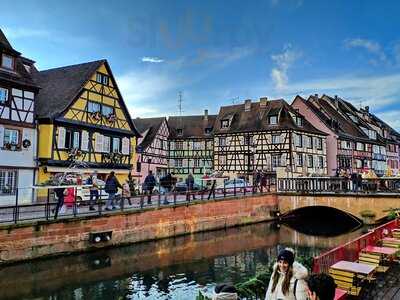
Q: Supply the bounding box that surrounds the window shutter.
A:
[281,153,286,166]
[121,137,130,154]
[95,133,103,152]
[103,136,110,153]
[22,129,31,150]
[57,127,66,149]
[81,130,89,151]
[0,125,4,147]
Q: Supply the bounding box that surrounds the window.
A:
[103,136,110,152]
[177,128,183,136]
[193,141,201,150]
[101,105,114,116]
[87,101,101,113]
[316,137,323,150]
[112,137,120,152]
[244,135,253,146]
[193,159,200,167]
[73,132,80,149]
[64,130,80,149]
[307,155,313,168]
[306,136,313,148]
[0,169,17,195]
[272,155,281,168]
[96,72,109,86]
[369,130,377,140]
[221,119,230,129]
[205,127,212,134]
[269,116,278,125]
[1,54,14,69]
[341,140,352,149]
[218,155,226,165]
[318,156,324,168]
[295,134,302,147]
[175,159,183,167]
[176,141,183,150]
[219,137,226,146]
[0,87,8,103]
[294,116,303,126]
[356,142,365,151]
[4,129,19,145]
[272,135,280,144]
[297,154,303,166]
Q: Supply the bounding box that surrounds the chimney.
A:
[364,106,369,113]
[204,109,208,121]
[244,99,251,112]
[260,97,268,108]
[334,95,339,109]
[314,94,318,100]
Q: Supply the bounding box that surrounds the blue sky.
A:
[3,0,400,128]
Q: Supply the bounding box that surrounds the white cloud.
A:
[141,56,164,63]
[375,110,400,130]
[117,70,177,118]
[270,45,301,90]
[344,38,387,64]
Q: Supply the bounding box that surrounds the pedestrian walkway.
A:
[361,263,400,299]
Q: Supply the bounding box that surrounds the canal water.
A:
[0,221,363,300]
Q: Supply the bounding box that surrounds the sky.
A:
[3,0,400,129]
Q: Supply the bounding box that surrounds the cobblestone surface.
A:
[361,263,400,299]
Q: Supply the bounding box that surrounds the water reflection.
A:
[0,222,363,300]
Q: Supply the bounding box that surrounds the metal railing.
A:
[277,177,400,194]
[0,181,276,225]
[312,218,400,274]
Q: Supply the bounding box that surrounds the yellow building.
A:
[34,60,140,187]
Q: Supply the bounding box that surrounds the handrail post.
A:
[14,187,19,224]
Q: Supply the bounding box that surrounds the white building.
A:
[0,29,39,205]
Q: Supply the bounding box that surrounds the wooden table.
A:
[362,245,398,256]
[331,261,376,275]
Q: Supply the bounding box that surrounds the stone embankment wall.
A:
[0,194,278,264]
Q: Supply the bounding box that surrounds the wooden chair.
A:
[329,268,363,296]
[358,252,389,273]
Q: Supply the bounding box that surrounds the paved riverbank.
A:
[362,263,400,299]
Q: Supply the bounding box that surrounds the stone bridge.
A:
[278,193,400,221]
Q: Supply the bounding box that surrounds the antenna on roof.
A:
[178,91,183,129]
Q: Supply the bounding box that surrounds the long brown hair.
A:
[271,264,293,295]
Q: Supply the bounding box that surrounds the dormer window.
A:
[23,64,31,73]
[96,72,109,86]
[177,129,183,136]
[221,119,230,129]
[0,87,8,104]
[294,116,303,126]
[269,116,278,125]
[1,54,14,70]
[204,127,212,135]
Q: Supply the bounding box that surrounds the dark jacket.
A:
[144,174,157,190]
[160,174,173,189]
[105,176,121,194]
[186,175,195,190]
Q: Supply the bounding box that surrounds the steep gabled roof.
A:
[168,114,217,139]
[302,95,370,142]
[33,59,140,136]
[134,117,166,149]
[34,60,105,119]
[214,99,327,135]
[0,29,38,89]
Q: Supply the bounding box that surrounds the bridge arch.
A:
[277,194,397,222]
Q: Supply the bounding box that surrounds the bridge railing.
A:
[312,218,400,274]
[0,181,276,225]
[277,177,400,194]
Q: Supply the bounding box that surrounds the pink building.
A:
[292,95,375,176]
[133,117,169,184]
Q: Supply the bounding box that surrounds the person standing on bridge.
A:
[265,249,308,300]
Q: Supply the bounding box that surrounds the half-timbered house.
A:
[0,29,40,204]
[292,94,388,176]
[34,60,140,191]
[168,110,216,181]
[214,98,328,179]
[133,117,169,182]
